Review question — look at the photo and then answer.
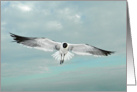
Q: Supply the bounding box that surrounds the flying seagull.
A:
[10,33,114,64]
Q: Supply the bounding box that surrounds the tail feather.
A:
[52,51,61,61]
[52,51,74,64]
[64,52,74,61]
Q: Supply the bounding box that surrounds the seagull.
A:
[10,33,114,64]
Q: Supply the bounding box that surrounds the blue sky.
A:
[1,1,126,91]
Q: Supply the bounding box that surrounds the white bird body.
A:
[60,44,68,62]
[52,43,74,64]
[10,33,114,64]
[60,44,68,54]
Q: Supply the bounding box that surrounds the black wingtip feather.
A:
[10,33,31,43]
[100,49,115,56]
[87,44,115,56]
[10,33,15,37]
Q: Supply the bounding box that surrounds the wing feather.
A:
[10,33,61,52]
[69,44,114,56]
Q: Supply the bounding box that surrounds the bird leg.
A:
[60,60,64,64]
[60,54,64,64]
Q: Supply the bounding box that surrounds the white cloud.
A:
[75,14,81,19]
[18,5,32,11]
[58,8,82,24]
[73,14,81,23]
[11,3,32,12]
[46,21,63,31]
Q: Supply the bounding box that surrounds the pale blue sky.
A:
[1,1,126,91]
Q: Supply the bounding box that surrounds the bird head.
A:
[62,42,68,48]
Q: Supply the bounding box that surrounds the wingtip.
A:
[9,32,13,35]
[110,51,115,54]
[9,33,16,37]
[9,33,20,43]
[106,51,115,56]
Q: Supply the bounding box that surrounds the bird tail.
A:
[64,52,74,61]
[52,51,65,64]
[52,51,74,63]
[52,51,61,61]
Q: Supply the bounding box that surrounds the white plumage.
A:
[10,33,114,64]
[52,51,74,61]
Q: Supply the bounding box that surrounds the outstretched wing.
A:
[69,44,114,56]
[10,33,61,52]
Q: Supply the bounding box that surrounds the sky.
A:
[1,1,126,91]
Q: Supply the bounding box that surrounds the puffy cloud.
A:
[17,5,32,11]
[57,8,82,23]
[46,21,63,31]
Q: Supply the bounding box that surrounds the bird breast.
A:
[60,47,68,54]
